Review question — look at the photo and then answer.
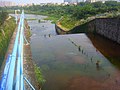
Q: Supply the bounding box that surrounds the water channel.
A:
[26,14,120,90]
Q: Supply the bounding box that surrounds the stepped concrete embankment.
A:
[56,17,120,44]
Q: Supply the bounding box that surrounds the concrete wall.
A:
[55,17,120,44]
[55,24,69,35]
[95,18,120,44]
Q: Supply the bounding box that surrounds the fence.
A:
[0,10,35,90]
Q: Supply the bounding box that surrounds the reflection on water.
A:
[26,14,120,90]
[87,33,120,69]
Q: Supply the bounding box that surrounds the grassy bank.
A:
[57,15,89,31]
[44,16,59,23]
[0,17,16,68]
[34,65,46,88]
[57,12,120,31]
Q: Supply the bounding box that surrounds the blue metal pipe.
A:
[15,12,24,90]
[5,13,23,90]
[15,10,25,90]
[14,10,25,90]
[20,11,25,90]
[0,55,11,90]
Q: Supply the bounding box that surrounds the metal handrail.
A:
[0,54,11,90]
[0,10,35,90]
[5,12,23,90]
[24,76,35,90]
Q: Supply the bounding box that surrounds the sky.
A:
[1,0,64,4]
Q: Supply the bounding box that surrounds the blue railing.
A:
[0,10,35,90]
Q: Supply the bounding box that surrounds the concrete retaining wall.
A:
[55,24,68,35]
[95,18,120,44]
[55,17,120,44]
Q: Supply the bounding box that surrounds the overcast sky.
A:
[1,0,64,4]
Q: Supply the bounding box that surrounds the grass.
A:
[26,18,37,21]
[0,17,16,68]
[58,16,79,30]
[44,16,59,23]
[57,12,120,31]
[57,16,88,31]
[34,64,46,87]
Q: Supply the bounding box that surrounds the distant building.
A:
[86,0,96,3]
[86,0,119,3]
[64,0,79,3]
[39,3,47,6]
[0,1,16,7]
[64,0,85,4]
[78,0,84,2]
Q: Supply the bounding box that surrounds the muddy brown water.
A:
[26,14,120,90]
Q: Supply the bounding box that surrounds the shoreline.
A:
[24,20,40,89]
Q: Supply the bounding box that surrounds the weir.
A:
[0,10,35,90]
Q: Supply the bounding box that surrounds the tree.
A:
[0,11,8,25]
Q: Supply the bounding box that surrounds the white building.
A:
[0,1,16,7]
[86,0,119,3]
[64,0,79,3]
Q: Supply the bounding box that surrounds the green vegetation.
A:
[0,11,16,67]
[1,1,120,30]
[25,25,32,38]
[44,16,59,23]
[21,1,120,30]
[34,65,46,87]
[0,11,8,25]
[26,18,37,21]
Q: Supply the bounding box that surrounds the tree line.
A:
[23,1,120,19]
[1,1,120,20]
[0,11,8,26]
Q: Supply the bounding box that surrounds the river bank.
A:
[24,20,40,89]
[24,19,46,89]
[0,17,16,71]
